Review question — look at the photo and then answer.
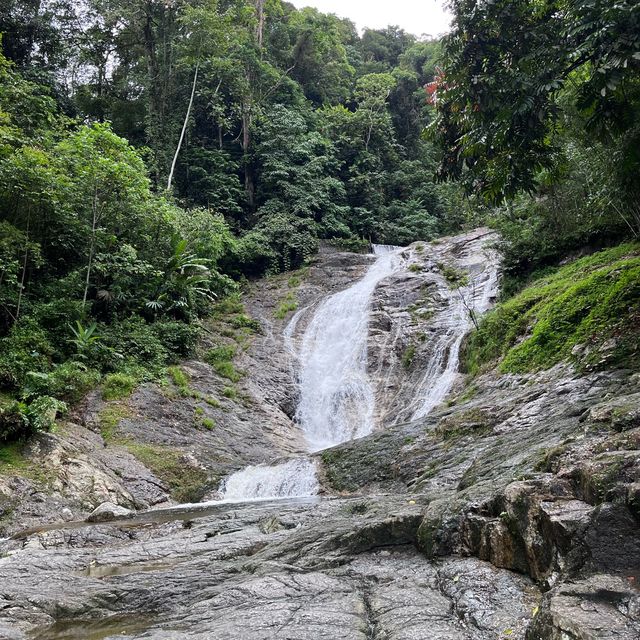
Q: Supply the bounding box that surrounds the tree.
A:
[431,0,640,204]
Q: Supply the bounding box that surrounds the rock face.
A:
[0,232,638,639]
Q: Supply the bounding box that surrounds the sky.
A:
[288,0,452,38]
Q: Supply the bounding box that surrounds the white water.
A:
[218,458,319,501]
[405,244,500,421]
[295,245,403,451]
[215,246,403,502]
[214,236,498,504]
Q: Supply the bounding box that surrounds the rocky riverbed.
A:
[0,230,638,639]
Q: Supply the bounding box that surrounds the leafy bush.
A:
[0,396,66,443]
[151,321,201,358]
[23,362,101,404]
[102,373,137,401]
[0,318,54,389]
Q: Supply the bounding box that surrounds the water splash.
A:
[295,246,403,451]
[218,458,319,501]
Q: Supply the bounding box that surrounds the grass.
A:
[438,262,470,288]
[206,345,237,364]
[402,345,417,369]
[212,361,243,383]
[408,263,423,273]
[0,442,53,484]
[125,443,210,503]
[202,418,215,430]
[465,243,640,374]
[275,292,298,320]
[222,386,237,399]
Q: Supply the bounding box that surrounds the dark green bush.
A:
[151,321,201,358]
[0,319,54,389]
[23,361,101,404]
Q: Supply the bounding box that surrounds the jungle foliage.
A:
[0,0,455,440]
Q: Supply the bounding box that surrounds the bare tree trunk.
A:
[15,206,30,322]
[242,107,255,209]
[167,61,199,191]
[83,186,99,309]
[255,0,265,49]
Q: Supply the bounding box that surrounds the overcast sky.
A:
[288,0,452,38]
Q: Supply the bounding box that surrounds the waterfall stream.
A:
[217,235,498,503]
[295,245,403,451]
[218,245,403,502]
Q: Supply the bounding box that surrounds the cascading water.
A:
[217,245,403,502]
[399,239,500,422]
[218,458,319,502]
[216,234,498,503]
[295,245,403,451]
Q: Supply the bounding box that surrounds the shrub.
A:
[24,361,101,404]
[0,318,54,389]
[102,372,137,401]
[151,321,201,358]
[0,396,66,443]
[206,345,237,364]
[101,318,169,373]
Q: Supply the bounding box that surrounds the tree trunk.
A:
[83,186,99,309]
[167,61,199,191]
[255,0,266,49]
[15,206,31,322]
[242,107,255,209]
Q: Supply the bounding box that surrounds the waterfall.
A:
[218,458,318,502]
[214,246,403,503]
[403,242,500,421]
[212,234,498,505]
[295,245,403,451]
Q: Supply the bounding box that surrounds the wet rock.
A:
[86,502,133,523]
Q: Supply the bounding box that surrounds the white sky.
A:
[288,0,452,38]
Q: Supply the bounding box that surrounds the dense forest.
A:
[0,0,638,441]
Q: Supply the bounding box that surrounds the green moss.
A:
[435,408,497,441]
[201,418,216,430]
[402,345,417,369]
[534,445,567,472]
[438,262,470,288]
[0,443,52,484]
[99,404,131,441]
[205,396,221,408]
[465,243,640,374]
[408,263,423,273]
[222,386,237,399]
[125,443,210,503]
